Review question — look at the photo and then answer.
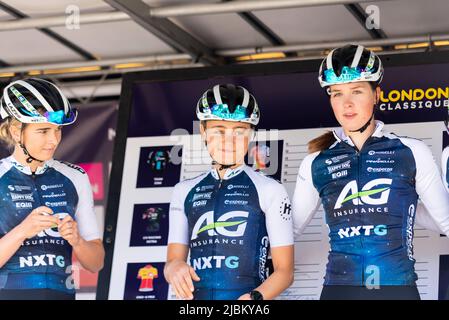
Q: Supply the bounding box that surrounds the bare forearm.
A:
[165,244,189,279]
[73,239,104,273]
[0,225,27,268]
[255,268,294,300]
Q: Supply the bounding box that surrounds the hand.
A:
[58,215,81,247]
[17,206,59,239]
[165,260,200,300]
[238,293,252,300]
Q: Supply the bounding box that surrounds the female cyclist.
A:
[164,84,294,300]
[0,78,104,300]
[292,45,449,300]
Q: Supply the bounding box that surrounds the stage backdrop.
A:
[98,51,449,300]
[0,101,118,298]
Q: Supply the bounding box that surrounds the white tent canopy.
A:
[0,0,448,99]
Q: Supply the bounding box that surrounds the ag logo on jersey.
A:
[334,178,392,209]
[191,211,248,240]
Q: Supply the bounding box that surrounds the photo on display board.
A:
[124,262,168,300]
[136,145,183,188]
[245,140,284,182]
[129,203,169,247]
[444,131,449,149]
[439,255,449,300]
[441,132,449,238]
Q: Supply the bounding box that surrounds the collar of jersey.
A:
[210,164,245,180]
[7,155,53,175]
[332,120,385,147]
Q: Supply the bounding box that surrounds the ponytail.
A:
[308,131,336,154]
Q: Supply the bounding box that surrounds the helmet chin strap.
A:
[349,111,374,133]
[19,127,44,164]
[211,160,235,171]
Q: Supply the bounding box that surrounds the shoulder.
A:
[382,132,427,150]
[299,151,322,182]
[243,166,285,192]
[49,160,89,185]
[390,133,431,155]
[51,160,86,173]
[173,172,210,196]
[443,146,449,162]
[382,132,435,166]
[0,157,13,179]
[302,151,321,167]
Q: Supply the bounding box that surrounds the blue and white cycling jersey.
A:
[443,146,449,193]
[292,121,449,286]
[168,165,293,300]
[0,156,100,294]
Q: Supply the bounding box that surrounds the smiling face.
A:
[200,120,253,167]
[14,123,62,161]
[328,82,380,133]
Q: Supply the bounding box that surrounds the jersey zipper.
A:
[357,140,372,287]
[346,140,365,286]
[356,149,365,286]
[31,172,49,287]
[212,175,224,300]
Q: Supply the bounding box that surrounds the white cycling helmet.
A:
[0,78,77,125]
[196,83,260,126]
[318,44,384,90]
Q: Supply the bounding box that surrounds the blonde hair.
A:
[0,105,48,149]
[0,117,21,149]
